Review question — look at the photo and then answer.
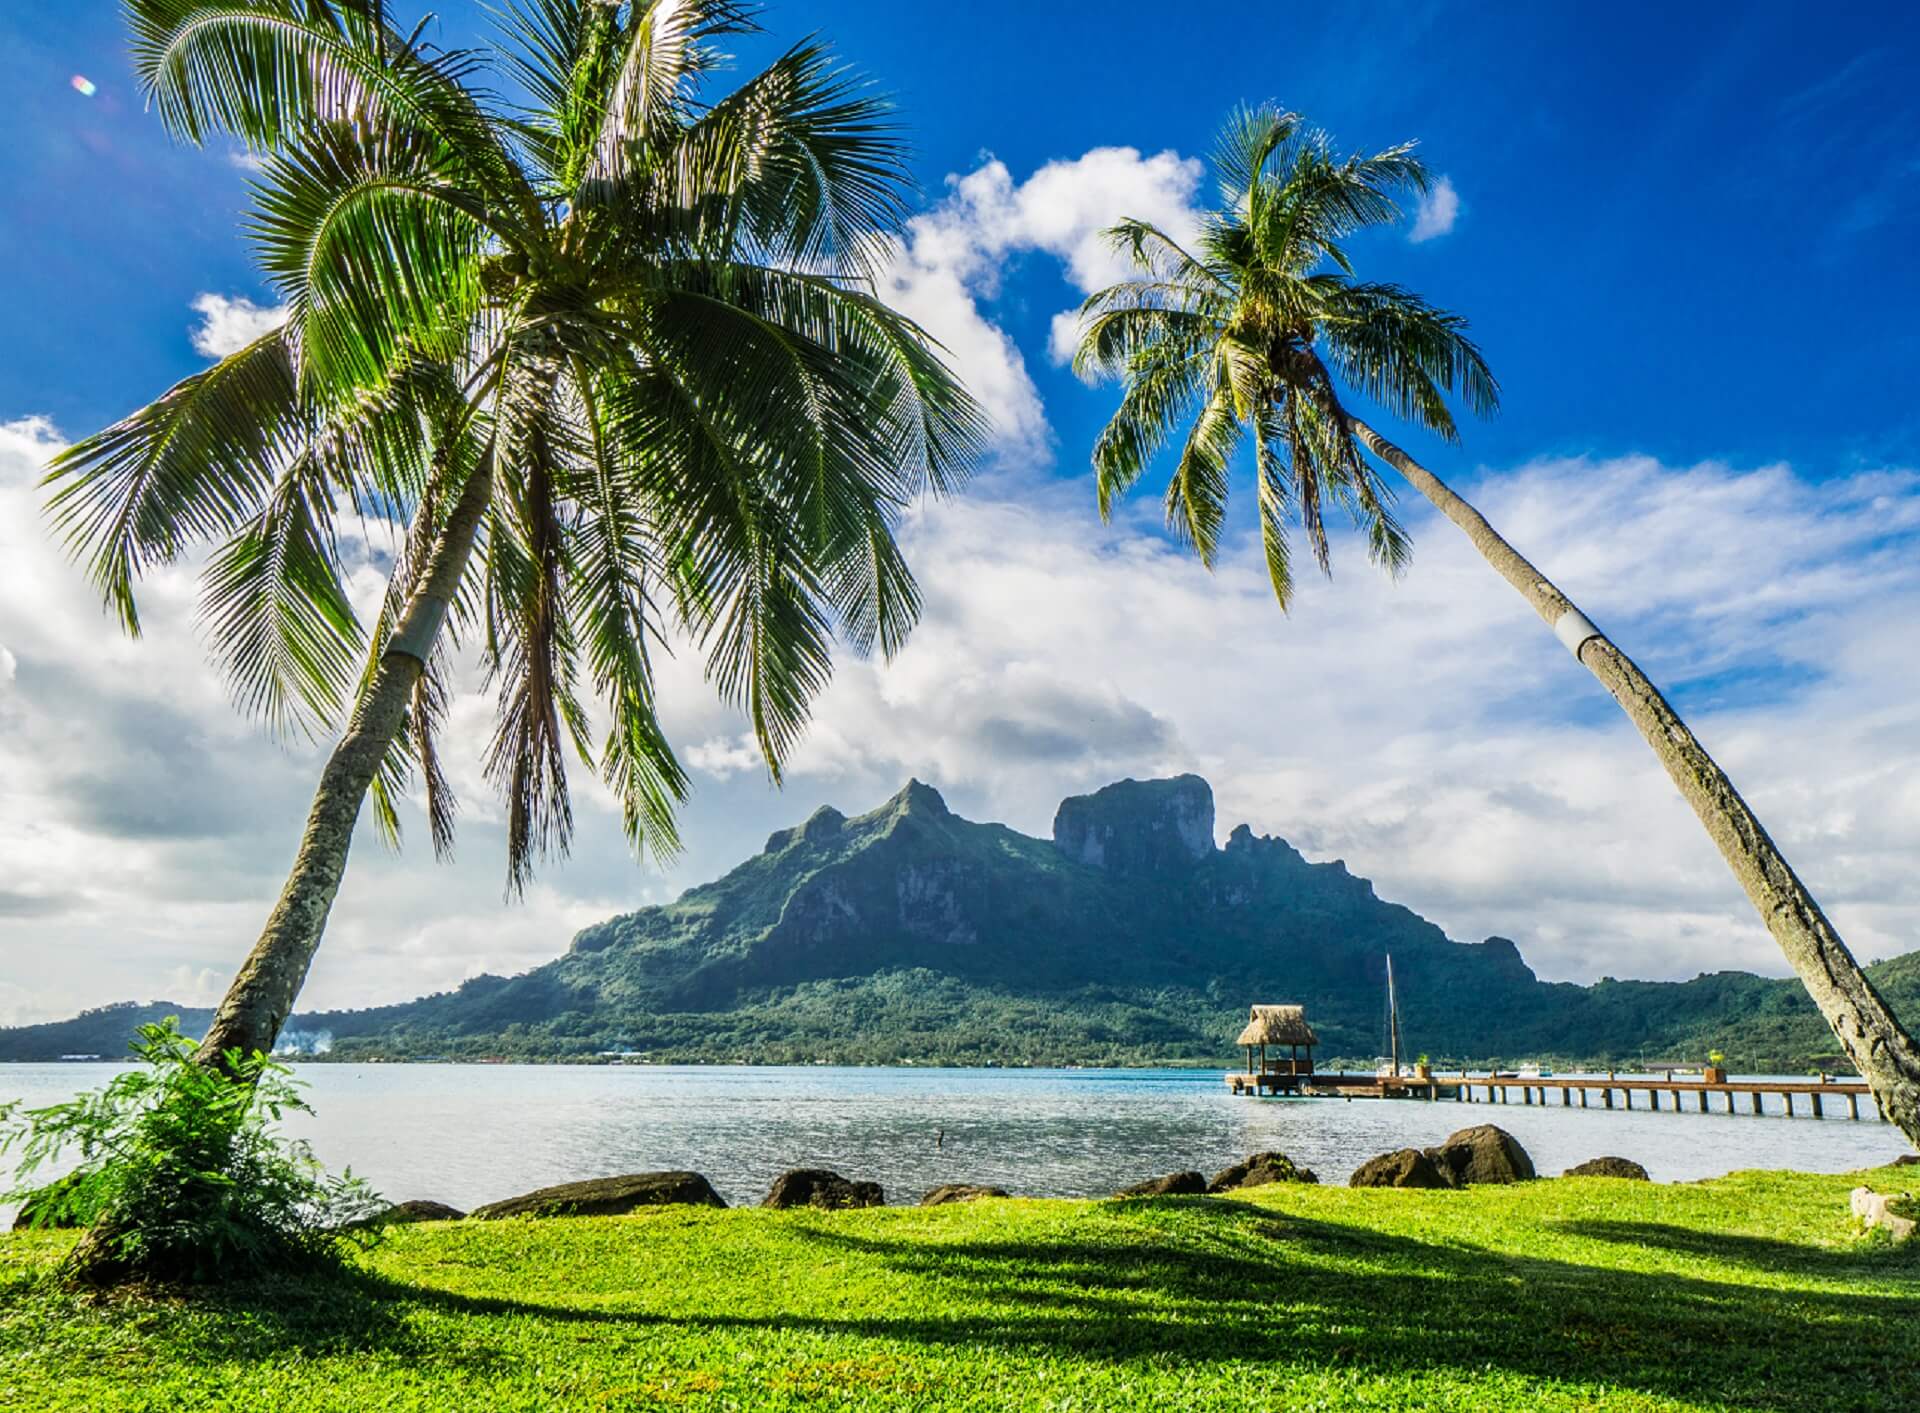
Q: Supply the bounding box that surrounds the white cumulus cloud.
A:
[878,146,1205,457]
[189,292,288,358]
[1409,175,1461,242]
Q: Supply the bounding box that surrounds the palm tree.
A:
[1075,104,1920,1146]
[43,0,984,1066]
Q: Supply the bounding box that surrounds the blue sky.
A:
[7,2,1918,470]
[2,3,1919,1021]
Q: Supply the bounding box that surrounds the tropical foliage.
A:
[1074,103,1494,604]
[0,1021,382,1284]
[45,0,984,888]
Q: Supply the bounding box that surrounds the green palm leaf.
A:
[62,0,981,903]
[250,121,494,400]
[199,457,363,735]
[42,327,299,633]
[1080,103,1490,605]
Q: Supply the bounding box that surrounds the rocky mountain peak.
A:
[763,804,847,854]
[890,778,951,816]
[1051,774,1215,875]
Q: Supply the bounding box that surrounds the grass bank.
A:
[3,1164,1915,1411]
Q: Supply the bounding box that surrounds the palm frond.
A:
[1211,101,1296,210]
[1252,405,1295,608]
[484,371,587,893]
[199,455,362,735]
[42,327,299,633]
[250,120,494,400]
[673,42,910,272]
[579,0,755,197]
[125,0,505,173]
[597,333,831,780]
[1296,377,1413,577]
[1163,377,1241,565]
[1101,217,1228,289]
[1088,339,1208,518]
[1073,300,1223,382]
[562,353,688,860]
[1261,135,1425,274]
[1322,281,1500,436]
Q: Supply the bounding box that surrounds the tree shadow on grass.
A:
[45,1199,1920,1409]
[1552,1218,1920,1278]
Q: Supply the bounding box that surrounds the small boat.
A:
[1516,1062,1555,1079]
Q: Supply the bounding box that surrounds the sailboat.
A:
[1375,953,1404,1079]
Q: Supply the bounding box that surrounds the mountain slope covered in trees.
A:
[7,777,1912,1070]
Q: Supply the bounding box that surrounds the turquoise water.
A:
[2,1064,1908,1212]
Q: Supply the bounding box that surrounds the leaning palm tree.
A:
[1075,104,1920,1146]
[44,0,983,1066]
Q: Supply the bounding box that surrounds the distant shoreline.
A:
[5,1056,1866,1082]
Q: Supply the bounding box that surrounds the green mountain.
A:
[5,776,1913,1069]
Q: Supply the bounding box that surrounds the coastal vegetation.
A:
[0,1023,381,1283]
[1073,106,1920,1144]
[4,1163,1916,1409]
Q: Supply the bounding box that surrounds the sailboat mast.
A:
[1386,953,1401,1078]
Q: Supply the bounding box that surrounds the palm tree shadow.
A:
[1552,1218,1920,1277]
[95,1200,1920,1407]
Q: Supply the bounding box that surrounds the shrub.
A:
[1,1020,383,1285]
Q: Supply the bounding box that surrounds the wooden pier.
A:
[1227,1069,1884,1122]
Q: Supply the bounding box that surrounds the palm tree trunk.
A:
[1347,414,1920,1147]
[193,460,493,1066]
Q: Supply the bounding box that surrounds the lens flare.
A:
[70,75,97,97]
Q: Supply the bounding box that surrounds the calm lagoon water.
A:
[2,1064,1909,1212]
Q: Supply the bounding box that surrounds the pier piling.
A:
[1226,1070,1873,1125]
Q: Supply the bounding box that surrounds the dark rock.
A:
[1051,775,1215,876]
[471,1171,726,1219]
[341,1198,467,1232]
[1424,1125,1535,1186]
[1564,1156,1650,1181]
[383,1199,467,1222]
[1349,1148,1452,1189]
[762,1168,884,1210]
[1208,1151,1319,1193]
[920,1183,1010,1206]
[1893,1154,1919,1167]
[1117,1170,1209,1198]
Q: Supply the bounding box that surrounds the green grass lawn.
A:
[3,1164,1915,1411]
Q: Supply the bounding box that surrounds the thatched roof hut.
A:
[1236,1004,1319,1048]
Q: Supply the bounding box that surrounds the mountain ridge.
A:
[5,775,1913,1069]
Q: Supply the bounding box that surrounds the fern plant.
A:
[2,1022,384,1284]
